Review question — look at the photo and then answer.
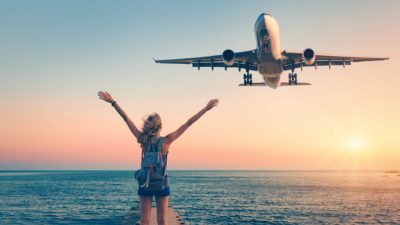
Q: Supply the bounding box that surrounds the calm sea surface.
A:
[0,171,399,224]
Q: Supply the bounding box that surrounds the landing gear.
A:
[288,71,297,85]
[243,72,253,85]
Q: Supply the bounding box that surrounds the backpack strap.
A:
[156,137,164,152]
[155,137,168,176]
[163,152,168,176]
[160,137,169,176]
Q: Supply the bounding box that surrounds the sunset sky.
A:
[1,0,399,170]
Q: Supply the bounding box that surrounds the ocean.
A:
[0,171,399,224]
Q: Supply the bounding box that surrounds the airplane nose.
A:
[262,13,271,20]
[256,12,271,23]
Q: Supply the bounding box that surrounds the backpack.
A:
[134,137,169,191]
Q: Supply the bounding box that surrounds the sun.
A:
[346,137,366,152]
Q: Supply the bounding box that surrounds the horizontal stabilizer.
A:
[238,82,266,86]
[239,82,311,87]
[280,82,312,86]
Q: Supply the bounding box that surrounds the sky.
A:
[0,0,399,170]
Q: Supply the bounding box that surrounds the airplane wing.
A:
[281,51,389,71]
[154,49,259,71]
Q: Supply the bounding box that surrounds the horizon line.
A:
[0,169,397,172]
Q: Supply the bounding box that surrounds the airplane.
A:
[154,12,389,88]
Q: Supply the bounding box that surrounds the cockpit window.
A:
[258,29,270,49]
[259,29,269,39]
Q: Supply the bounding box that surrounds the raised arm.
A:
[165,99,219,144]
[98,91,141,139]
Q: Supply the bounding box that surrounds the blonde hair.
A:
[138,113,162,145]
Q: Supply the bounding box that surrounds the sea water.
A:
[0,171,399,224]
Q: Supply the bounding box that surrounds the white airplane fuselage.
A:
[254,13,283,88]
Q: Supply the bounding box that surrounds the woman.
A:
[98,91,219,225]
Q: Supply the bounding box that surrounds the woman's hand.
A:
[205,99,219,110]
[98,91,115,103]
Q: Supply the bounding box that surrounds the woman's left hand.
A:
[98,91,115,103]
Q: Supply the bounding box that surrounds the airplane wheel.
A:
[288,72,298,85]
[243,73,253,85]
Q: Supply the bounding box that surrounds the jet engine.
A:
[222,49,235,66]
[302,48,316,65]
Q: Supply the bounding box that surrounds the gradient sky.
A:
[1,0,399,170]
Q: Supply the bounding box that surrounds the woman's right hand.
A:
[98,91,115,103]
[205,99,219,110]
